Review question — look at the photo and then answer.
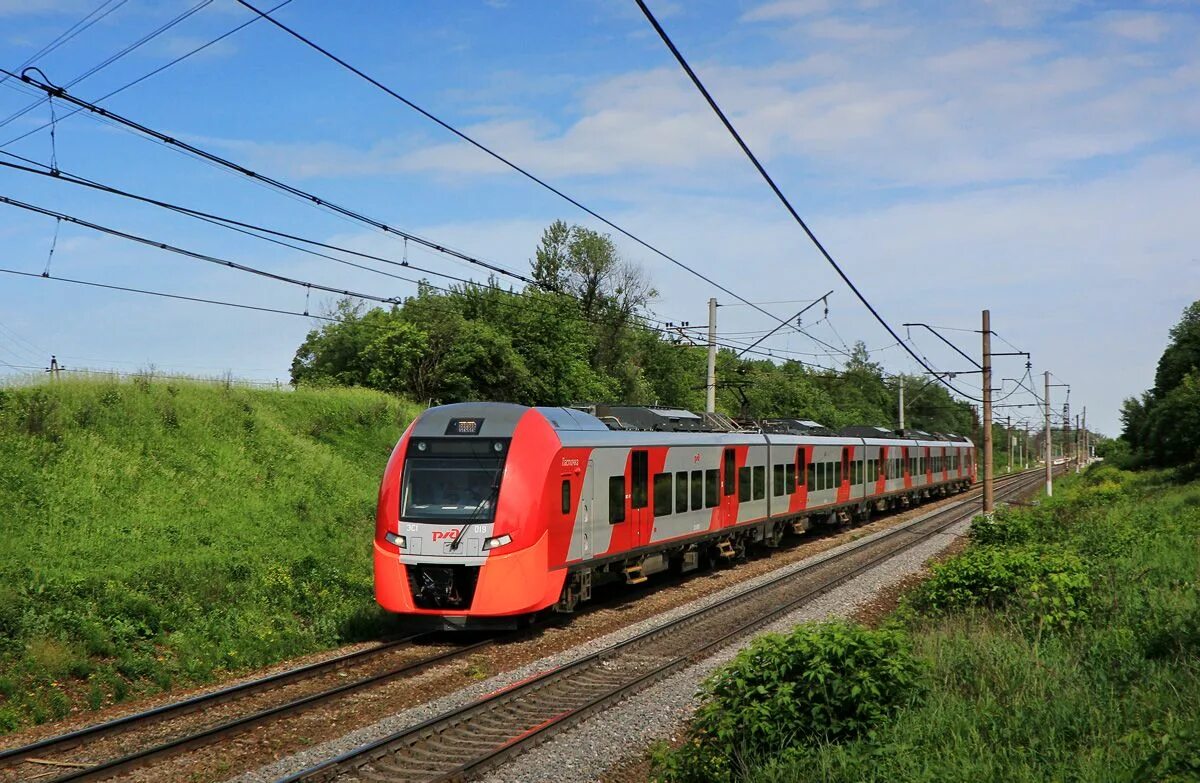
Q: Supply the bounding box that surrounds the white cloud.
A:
[1104,12,1170,43]
[741,0,831,22]
[803,18,911,42]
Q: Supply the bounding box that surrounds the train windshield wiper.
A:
[448,476,500,552]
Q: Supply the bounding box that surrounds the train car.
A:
[374,402,975,629]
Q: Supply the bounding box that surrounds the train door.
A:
[580,459,594,559]
[721,447,738,526]
[630,450,649,548]
[840,446,851,503]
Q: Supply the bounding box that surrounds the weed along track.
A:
[279,470,1045,783]
[0,634,493,783]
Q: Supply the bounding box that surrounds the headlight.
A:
[384,532,407,549]
[482,534,512,550]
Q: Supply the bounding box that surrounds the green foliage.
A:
[708,467,1200,782]
[652,622,922,782]
[908,546,1091,630]
[967,507,1035,546]
[290,221,974,435]
[1121,300,1200,471]
[0,377,417,732]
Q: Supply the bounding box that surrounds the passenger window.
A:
[561,479,571,515]
[608,476,625,523]
[632,450,648,509]
[753,466,765,500]
[704,468,718,508]
[852,461,862,486]
[738,466,752,502]
[723,449,736,496]
[773,464,785,496]
[806,460,816,490]
[690,470,703,510]
[785,463,796,494]
[675,471,689,514]
[653,473,673,516]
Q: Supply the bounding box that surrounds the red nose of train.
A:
[373,403,568,627]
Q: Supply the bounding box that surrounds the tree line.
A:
[290,221,976,435]
[1113,300,1200,472]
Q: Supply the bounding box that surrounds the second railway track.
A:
[0,634,495,783]
[280,469,1045,783]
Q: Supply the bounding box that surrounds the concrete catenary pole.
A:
[1080,413,1089,473]
[1082,406,1088,465]
[982,310,994,514]
[705,297,717,414]
[1007,415,1012,473]
[1044,370,1053,497]
[898,377,905,431]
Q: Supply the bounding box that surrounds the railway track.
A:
[279,469,1045,783]
[0,470,1037,783]
[0,634,496,783]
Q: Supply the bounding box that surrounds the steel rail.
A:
[432,470,1045,783]
[0,634,426,767]
[280,469,1044,783]
[9,470,1030,783]
[5,636,497,783]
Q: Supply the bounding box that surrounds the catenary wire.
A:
[0,193,408,304]
[0,150,497,290]
[0,0,296,150]
[231,0,832,348]
[0,0,213,131]
[0,149,696,341]
[0,0,129,89]
[633,0,983,404]
[9,69,541,290]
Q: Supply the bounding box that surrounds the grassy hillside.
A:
[0,377,418,732]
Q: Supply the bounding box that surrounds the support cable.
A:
[0,194,405,304]
[633,0,982,403]
[0,0,214,132]
[232,0,826,343]
[0,0,295,150]
[10,69,540,289]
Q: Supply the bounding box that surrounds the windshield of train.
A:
[400,457,503,522]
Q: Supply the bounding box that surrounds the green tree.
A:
[1119,299,1200,470]
[1142,371,1200,469]
[1153,301,1200,398]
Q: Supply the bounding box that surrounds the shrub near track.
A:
[652,467,1200,782]
[0,378,417,732]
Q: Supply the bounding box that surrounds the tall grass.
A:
[0,377,418,731]
[653,466,1200,782]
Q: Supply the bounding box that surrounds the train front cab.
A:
[373,403,575,628]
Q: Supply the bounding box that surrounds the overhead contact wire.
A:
[633,0,983,403]
[0,194,404,304]
[232,0,821,341]
[9,69,538,290]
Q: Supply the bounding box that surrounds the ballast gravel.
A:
[228,509,972,783]
[475,517,974,783]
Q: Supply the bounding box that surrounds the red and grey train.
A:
[374,402,975,628]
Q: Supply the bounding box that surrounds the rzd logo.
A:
[432,530,461,541]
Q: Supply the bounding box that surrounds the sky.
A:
[0,0,1196,436]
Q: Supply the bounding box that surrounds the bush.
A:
[652,622,923,782]
[968,508,1035,546]
[908,547,1091,631]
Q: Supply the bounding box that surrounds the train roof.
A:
[408,403,974,449]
